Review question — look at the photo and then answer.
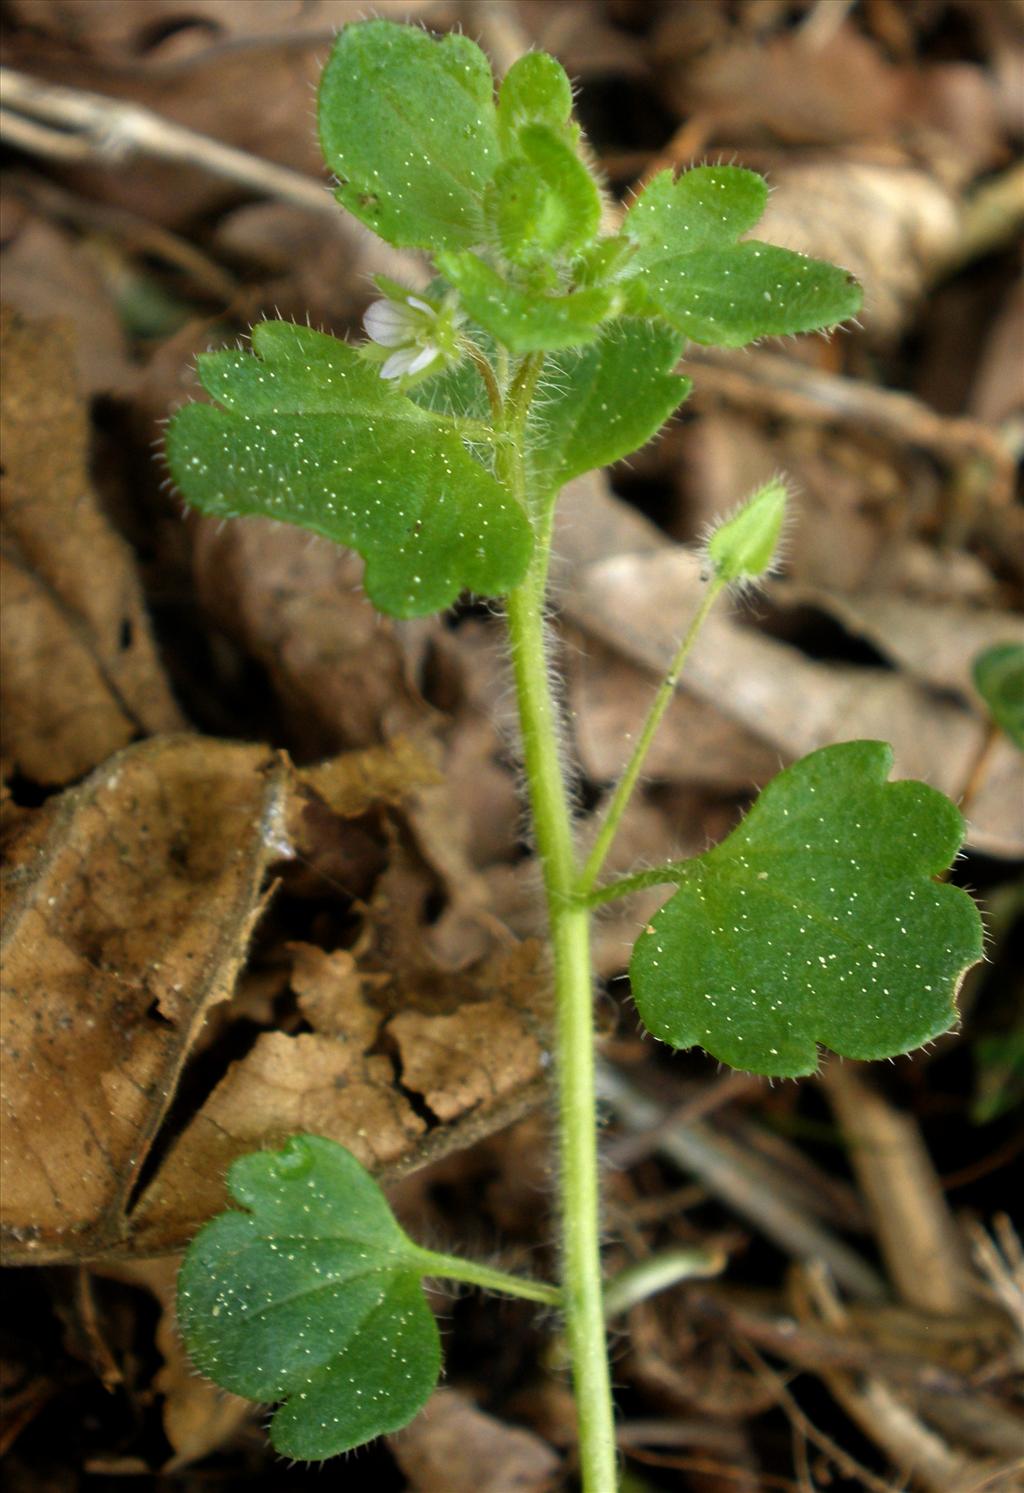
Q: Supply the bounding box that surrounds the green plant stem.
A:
[501,365,618,1493]
[577,576,726,896]
[584,865,686,907]
[416,1249,561,1308]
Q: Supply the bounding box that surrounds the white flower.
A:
[362,291,464,382]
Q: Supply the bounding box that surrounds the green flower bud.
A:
[707,477,788,584]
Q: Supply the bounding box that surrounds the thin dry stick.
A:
[0,67,339,218]
[597,1062,886,1301]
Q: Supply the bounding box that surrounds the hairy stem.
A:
[415,1248,561,1308]
[500,367,618,1493]
[577,576,726,896]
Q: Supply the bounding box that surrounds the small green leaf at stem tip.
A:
[177,1135,441,1460]
[438,251,617,352]
[165,320,532,619]
[707,477,788,583]
[497,50,574,151]
[629,741,984,1078]
[973,642,1024,750]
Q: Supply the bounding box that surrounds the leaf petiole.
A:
[414,1247,561,1308]
[577,575,727,896]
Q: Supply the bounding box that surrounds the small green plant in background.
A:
[168,21,984,1490]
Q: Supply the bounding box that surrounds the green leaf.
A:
[629,742,983,1078]
[438,251,617,352]
[623,165,861,347]
[318,20,500,250]
[487,125,602,266]
[166,321,532,619]
[973,643,1024,750]
[497,50,574,151]
[178,1136,441,1460]
[626,166,768,255]
[531,319,690,489]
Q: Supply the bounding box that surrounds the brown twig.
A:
[0,66,341,219]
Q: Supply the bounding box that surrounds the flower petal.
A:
[364,298,417,347]
[405,344,441,376]
[380,346,420,379]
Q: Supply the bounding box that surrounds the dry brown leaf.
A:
[3,727,511,1261]
[192,515,436,757]
[1,736,291,1264]
[390,1002,546,1123]
[0,306,186,784]
[6,0,439,62]
[568,630,780,789]
[130,933,550,1252]
[390,1387,560,1493]
[773,587,1024,703]
[130,1031,428,1253]
[0,214,132,395]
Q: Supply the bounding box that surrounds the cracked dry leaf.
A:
[0,306,185,785]
[1,736,290,1264]
[130,937,550,1252]
[391,1003,547,1123]
[130,1031,427,1253]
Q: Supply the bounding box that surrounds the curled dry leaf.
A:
[390,1002,546,1124]
[0,736,290,1264]
[0,307,185,785]
[2,727,527,1262]
[131,935,551,1252]
[130,1030,428,1253]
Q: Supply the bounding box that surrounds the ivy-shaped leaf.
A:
[623,165,861,347]
[318,20,500,250]
[973,642,1024,750]
[530,319,690,490]
[178,1135,441,1460]
[166,321,532,619]
[629,742,983,1077]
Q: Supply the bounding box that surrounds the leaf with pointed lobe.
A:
[166,321,532,619]
[623,165,862,347]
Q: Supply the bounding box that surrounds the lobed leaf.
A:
[531,319,690,490]
[177,1135,441,1460]
[318,20,500,250]
[623,165,861,347]
[629,742,984,1077]
[166,321,532,619]
[973,642,1024,750]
